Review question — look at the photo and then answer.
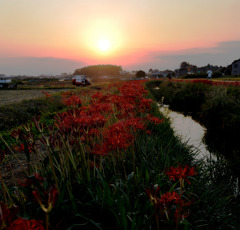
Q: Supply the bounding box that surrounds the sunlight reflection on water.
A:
[159,104,239,197]
[159,104,216,161]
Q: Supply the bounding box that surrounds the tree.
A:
[73,65,122,77]
[136,70,146,78]
[180,61,189,70]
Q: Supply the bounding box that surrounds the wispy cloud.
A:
[154,40,240,70]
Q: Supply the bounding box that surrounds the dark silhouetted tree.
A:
[136,70,146,78]
[73,65,122,77]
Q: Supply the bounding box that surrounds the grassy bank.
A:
[0,81,239,229]
[146,80,240,176]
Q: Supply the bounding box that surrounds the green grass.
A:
[1,82,240,229]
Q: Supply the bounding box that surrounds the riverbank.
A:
[0,81,240,229]
[146,79,240,177]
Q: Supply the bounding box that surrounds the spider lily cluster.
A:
[0,81,165,229]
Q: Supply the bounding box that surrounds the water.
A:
[159,104,216,162]
[159,104,239,197]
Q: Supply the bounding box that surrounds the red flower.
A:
[158,191,191,222]
[146,188,192,223]
[13,144,24,152]
[146,115,164,125]
[11,129,21,139]
[7,218,45,230]
[0,202,18,228]
[41,91,51,98]
[159,191,181,206]
[126,117,146,131]
[104,121,134,151]
[166,165,197,185]
[63,95,82,107]
[91,143,108,156]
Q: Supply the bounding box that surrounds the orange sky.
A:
[1,0,240,75]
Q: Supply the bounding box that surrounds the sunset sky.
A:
[1,0,240,75]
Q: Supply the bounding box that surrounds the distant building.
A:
[149,69,174,78]
[231,59,240,75]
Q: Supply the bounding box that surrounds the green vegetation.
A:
[182,72,222,79]
[0,95,65,132]
[0,81,239,229]
[146,80,240,176]
[74,64,122,77]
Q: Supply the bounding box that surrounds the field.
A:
[0,89,70,106]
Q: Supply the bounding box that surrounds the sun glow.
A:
[98,39,110,52]
[81,19,125,57]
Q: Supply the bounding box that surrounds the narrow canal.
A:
[159,104,215,161]
[159,104,239,197]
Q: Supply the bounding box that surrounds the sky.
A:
[1,0,240,76]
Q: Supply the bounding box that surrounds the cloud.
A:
[126,40,240,71]
[155,40,240,70]
[0,57,85,76]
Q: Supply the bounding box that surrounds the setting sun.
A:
[98,39,110,52]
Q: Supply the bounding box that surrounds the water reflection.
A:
[159,105,216,161]
[159,104,239,197]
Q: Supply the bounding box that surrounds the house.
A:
[231,59,240,75]
[149,69,174,78]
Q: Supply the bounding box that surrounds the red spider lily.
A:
[91,92,104,100]
[88,102,113,115]
[61,91,74,97]
[126,117,146,131]
[18,178,34,187]
[33,173,44,183]
[0,202,18,229]
[32,185,58,214]
[117,102,136,119]
[88,128,101,137]
[118,82,148,99]
[13,144,24,152]
[146,130,152,135]
[104,121,134,151]
[138,98,153,112]
[63,95,82,107]
[146,188,192,223]
[41,91,51,98]
[158,191,191,222]
[18,173,44,187]
[146,115,164,125]
[91,92,111,103]
[159,191,182,206]
[10,129,21,139]
[91,143,109,156]
[166,165,197,186]
[7,218,45,230]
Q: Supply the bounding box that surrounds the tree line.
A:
[73,65,122,77]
